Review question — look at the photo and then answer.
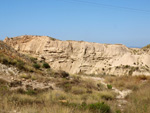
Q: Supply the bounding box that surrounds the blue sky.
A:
[0,0,150,47]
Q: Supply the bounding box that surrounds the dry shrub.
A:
[20,74,31,79]
[71,86,87,95]
[82,78,98,90]
[105,75,150,90]
[54,70,69,78]
[100,91,116,100]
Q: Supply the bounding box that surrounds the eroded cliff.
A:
[4,35,150,76]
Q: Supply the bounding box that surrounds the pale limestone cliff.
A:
[4,35,150,76]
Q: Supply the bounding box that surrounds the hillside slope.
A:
[0,40,59,92]
[4,35,150,76]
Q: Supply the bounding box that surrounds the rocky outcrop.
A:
[4,35,150,76]
[0,62,55,92]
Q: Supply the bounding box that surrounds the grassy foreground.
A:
[1,74,150,113]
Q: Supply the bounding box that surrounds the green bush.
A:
[107,84,112,89]
[43,62,50,68]
[88,102,110,113]
[33,63,40,69]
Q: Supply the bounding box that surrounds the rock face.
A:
[4,35,150,76]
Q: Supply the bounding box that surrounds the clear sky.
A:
[0,0,150,47]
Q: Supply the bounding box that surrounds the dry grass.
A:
[0,88,113,113]
[20,74,31,79]
[105,75,150,90]
[0,97,91,113]
[125,80,150,113]
[142,44,150,51]
[0,74,117,113]
[71,86,87,95]
[100,91,116,101]
[2,73,150,113]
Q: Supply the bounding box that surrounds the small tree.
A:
[107,84,112,89]
[43,62,50,68]
[33,63,40,69]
